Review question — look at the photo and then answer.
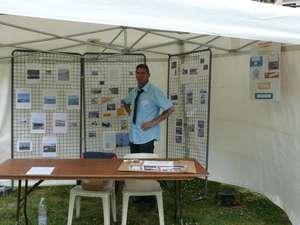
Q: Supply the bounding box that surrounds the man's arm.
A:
[141,106,175,130]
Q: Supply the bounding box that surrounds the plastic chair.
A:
[67,152,117,225]
[121,153,164,225]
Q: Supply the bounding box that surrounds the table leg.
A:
[24,180,29,225]
[16,180,22,225]
[174,180,182,225]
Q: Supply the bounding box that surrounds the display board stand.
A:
[83,53,146,158]
[167,49,212,197]
[11,50,82,159]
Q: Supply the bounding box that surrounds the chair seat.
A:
[123,180,162,193]
[71,183,113,197]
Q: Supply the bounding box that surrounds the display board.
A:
[11,50,82,159]
[83,53,146,158]
[167,49,212,169]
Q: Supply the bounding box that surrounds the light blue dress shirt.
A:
[123,82,173,144]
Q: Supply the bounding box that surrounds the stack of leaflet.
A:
[129,160,186,172]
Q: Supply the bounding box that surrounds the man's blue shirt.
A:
[123,82,173,144]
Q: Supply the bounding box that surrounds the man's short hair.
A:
[136,64,150,75]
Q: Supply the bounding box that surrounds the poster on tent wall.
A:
[249,42,281,102]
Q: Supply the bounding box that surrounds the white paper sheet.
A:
[103,131,116,150]
[17,139,32,152]
[26,64,41,84]
[56,65,71,84]
[42,136,57,157]
[66,90,80,110]
[53,113,67,134]
[26,167,55,175]
[31,112,46,133]
[143,161,174,167]
[16,89,31,109]
[43,89,57,110]
[107,65,121,86]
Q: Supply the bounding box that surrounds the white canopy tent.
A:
[0,0,300,224]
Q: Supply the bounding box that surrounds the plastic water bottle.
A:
[38,197,47,225]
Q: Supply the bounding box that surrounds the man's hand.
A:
[141,121,154,130]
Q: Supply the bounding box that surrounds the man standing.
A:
[122,64,175,153]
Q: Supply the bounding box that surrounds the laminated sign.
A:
[249,42,281,102]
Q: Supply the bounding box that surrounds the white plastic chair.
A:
[121,153,165,225]
[67,180,117,225]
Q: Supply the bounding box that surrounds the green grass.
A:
[0,180,292,225]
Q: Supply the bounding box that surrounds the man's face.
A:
[135,67,149,88]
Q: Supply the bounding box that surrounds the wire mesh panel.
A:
[167,49,212,169]
[12,50,82,159]
[83,53,146,158]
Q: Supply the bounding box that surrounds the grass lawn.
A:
[0,179,292,225]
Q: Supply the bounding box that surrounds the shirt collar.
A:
[139,82,150,93]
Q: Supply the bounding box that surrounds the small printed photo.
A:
[116,132,130,147]
[198,120,205,128]
[43,143,56,153]
[31,113,45,133]
[197,128,205,138]
[129,71,134,76]
[44,96,56,105]
[171,61,177,69]
[189,68,198,75]
[89,111,100,119]
[120,119,128,130]
[250,55,263,67]
[182,68,188,75]
[268,61,279,70]
[88,131,96,138]
[265,71,279,79]
[91,70,99,76]
[27,69,40,80]
[176,127,182,135]
[175,136,182,144]
[57,68,70,82]
[33,122,44,130]
[68,95,79,106]
[55,120,65,127]
[268,54,279,70]
[17,140,32,152]
[171,95,178,100]
[102,121,111,127]
[200,58,205,64]
[42,137,57,156]
[16,90,31,110]
[109,87,119,95]
[107,103,116,111]
[186,91,193,104]
[91,88,102,94]
[203,64,209,70]
[99,80,105,85]
[176,118,182,127]
[199,89,208,105]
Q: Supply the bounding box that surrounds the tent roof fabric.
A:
[0,0,299,44]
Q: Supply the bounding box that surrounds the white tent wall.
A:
[0,62,11,163]
[209,49,300,225]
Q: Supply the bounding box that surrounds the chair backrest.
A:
[83,151,117,159]
[124,153,159,159]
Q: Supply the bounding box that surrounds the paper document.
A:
[143,161,174,167]
[26,167,55,175]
